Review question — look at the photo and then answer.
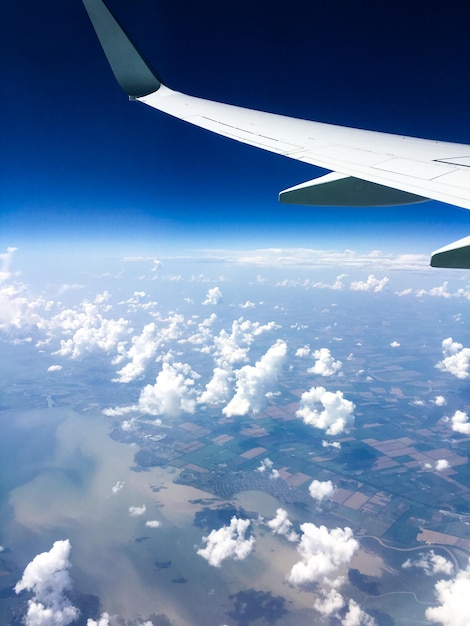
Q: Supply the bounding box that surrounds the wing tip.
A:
[431,235,470,269]
[82,0,162,98]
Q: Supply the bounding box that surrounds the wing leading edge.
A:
[82,0,470,269]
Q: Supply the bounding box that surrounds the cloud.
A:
[314,588,345,616]
[0,247,17,282]
[435,395,447,407]
[113,322,161,383]
[308,348,342,376]
[256,457,280,479]
[117,361,199,419]
[450,410,470,435]
[426,560,470,625]
[128,505,146,517]
[202,287,222,305]
[309,480,336,502]
[342,599,377,626]
[47,365,62,372]
[87,614,111,626]
[145,520,161,529]
[223,340,287,417]
[350,274,389,292]
[296,386,355,435]
[267,508,299,542]
[295,345,310,357]
[322,440,341,449]
[197,516,255,567]
[436,459,450,472]
[403,551,454,576]
[390,341,400,348]
[51,302,130,359]
[436,338,470,380]
[198,367,232,406]
[240,300,255,308]
[111,481,125,494]
[288,523,358,587]
[15,539,80,626]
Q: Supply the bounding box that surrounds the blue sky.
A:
[2,0,470,256]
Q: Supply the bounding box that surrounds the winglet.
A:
[82,0,161,98]
[431,235,470,269]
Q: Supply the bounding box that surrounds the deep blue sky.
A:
[2,0,470,255]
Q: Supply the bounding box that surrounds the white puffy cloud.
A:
[436,459,450,472]
[309,479,336,502]
[436,337,470,380]
[322,440,341,449]
[267,508,299,542]
[117,361,199,418]
[288,523,358,587]
[198,367,232,406]
[450,410,470,435]
[314,588,345,617]
[145,520,161,529]
[296,386,355,435]
[435,395,447,407]
[212,318,279,369]
[15,539,80,626]
[416,282,451,299]
[308,348,342,377]
[426,560,470,625]
[390,341,400,348]
[202,287,222,305]
[113,322,160,383]
[128,505,146,517]
[349,274,389,292]
[111,481,125,494]
[240,300,255,308]
[256,457,280,480]
[197,517,255,567]
[343,599,376,626]
[87,614,111,626]
[47,365,62,372]
[403,551,454,576]
[295,345,310,357]
[223,340,287,417]
[0,247,17,282]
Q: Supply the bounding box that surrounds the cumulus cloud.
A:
[145,520,161,529]
[403,551,454,576]
[15,539,80,626]
[390,341,400,348]
[202,287,222,305]
[113,322,161,383]
[314,588,345,617]
[426,560,470,625]
[295,345,310,357]
[51,302,130,360]
[436,337,470,380]
[223,340,287,417]
[343,599,376,626]
[198,367,232,406]
[128,505,146,517]
[450,410,470,435]
[296,386,355,435]
[288,523,358,587]
[435,459,450,472]
[309,479,336,502]
[267,508,299,542]
[211,318,279,370]
[322,440,341,449]
[434,395,447,407]
[308,348,342,377]
[87,614,111,626]
[47,365,62,372]
[111,481,125,494]
[350,274,389,292]
[256,457,280,479]
[197,517,255,567]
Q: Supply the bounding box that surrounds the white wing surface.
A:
[82,0,470,268]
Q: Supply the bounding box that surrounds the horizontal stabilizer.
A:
[82,0,161,97]
[431,236,470,269]
[279,172,427,206]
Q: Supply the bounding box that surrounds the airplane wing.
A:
[82,0,470,269]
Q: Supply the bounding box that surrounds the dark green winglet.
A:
[82,0,161,98]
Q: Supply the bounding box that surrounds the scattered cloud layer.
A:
[426,560,470,626]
